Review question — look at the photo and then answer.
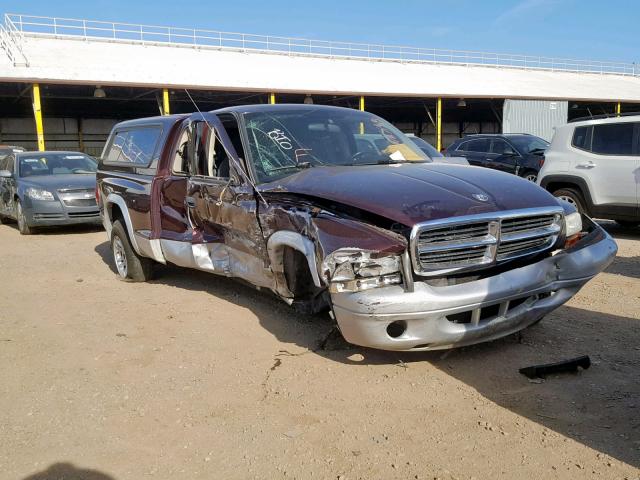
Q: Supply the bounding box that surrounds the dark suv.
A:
[445,134,549,182]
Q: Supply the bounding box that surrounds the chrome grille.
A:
[417,221,490,246]
[63,198,97,207]
[411,208,563,275]
[501,215,556,234]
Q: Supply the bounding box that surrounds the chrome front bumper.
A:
[330,219,617,351]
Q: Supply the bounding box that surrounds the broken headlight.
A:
[328,251,402,293]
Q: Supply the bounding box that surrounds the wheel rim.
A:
[525,174,537,182]
[558,195,577,208]
[17,203,25,231]
[113,236,128,278]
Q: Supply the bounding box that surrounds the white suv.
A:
[538,114,640,227]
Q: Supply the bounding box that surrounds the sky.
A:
[1,0,639,62]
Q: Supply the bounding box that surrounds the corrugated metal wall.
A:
[0,118,116,157]
[503,100,568,141]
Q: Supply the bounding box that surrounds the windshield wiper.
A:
[351,158,428,166]
[267,162,312,173]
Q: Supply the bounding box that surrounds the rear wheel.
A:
[110,220,154,282]
[16,201,33,235]
[553,188,586,215]
[615,220,639,228]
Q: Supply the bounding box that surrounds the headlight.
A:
[564,212,582,238]
[25,187,55,201]
[327,250,403,293]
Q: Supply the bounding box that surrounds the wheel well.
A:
[545,181,583,195]
[282,246,330,315]
[283,246,317,298]
[109,202,124,226]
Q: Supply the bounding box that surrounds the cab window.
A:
[104,127,162,166]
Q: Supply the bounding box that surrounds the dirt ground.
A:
[0,220,638,480]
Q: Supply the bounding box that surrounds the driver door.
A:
[184,113,271,287]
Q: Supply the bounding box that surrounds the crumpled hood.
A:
[19,174,96,191]
[259,163,561,226]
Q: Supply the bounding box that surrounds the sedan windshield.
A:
[243,107,429,183]
[408,136,443,158]
[19,153,97,177]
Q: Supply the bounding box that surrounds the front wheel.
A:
[16,201,33,235]
[110,220,154,282]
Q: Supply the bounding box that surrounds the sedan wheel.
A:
[112,235,128,278]
[525,173,538,182]
[16,201,32,235]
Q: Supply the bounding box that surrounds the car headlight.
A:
[327,250,403,293]
[25,187,55,201]
[564,212,582,238]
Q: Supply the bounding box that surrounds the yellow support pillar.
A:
[359,96,365,134]
[162,88,170,115]
[269,93,276,104]
[32,83,45,151]
[616,102,621,116]
[436,97,443,152]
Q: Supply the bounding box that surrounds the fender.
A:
[267,231,323,298]
[105,193,143,255]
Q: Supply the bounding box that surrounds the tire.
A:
[615,220,639,228]
[16,200,33,235]
[522,170,538,183]
[110,219,154,282]
[553,188,586,215]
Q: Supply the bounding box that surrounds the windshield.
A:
[243,107,429,183]
[509,136,549,154]
[19,153,97,177]
[408,136,443,158]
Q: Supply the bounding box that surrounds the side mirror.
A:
[0,170,12,179]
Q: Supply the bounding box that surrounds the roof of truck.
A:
[213,104,357,115]
[113,114,188,130]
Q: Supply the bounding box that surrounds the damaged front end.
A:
[258,187,616,352]
[325,249,403,293]
[328,215,617,351]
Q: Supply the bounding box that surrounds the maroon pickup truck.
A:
[96,105,617,351]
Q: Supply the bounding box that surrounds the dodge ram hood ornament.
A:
[472,193,490,202]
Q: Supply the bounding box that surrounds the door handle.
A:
[576,161,596,169]
[185,196,196,208]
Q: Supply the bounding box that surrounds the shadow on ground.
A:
[0,219,103,236]
[22,462,115,480]
[94,239,640,468]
